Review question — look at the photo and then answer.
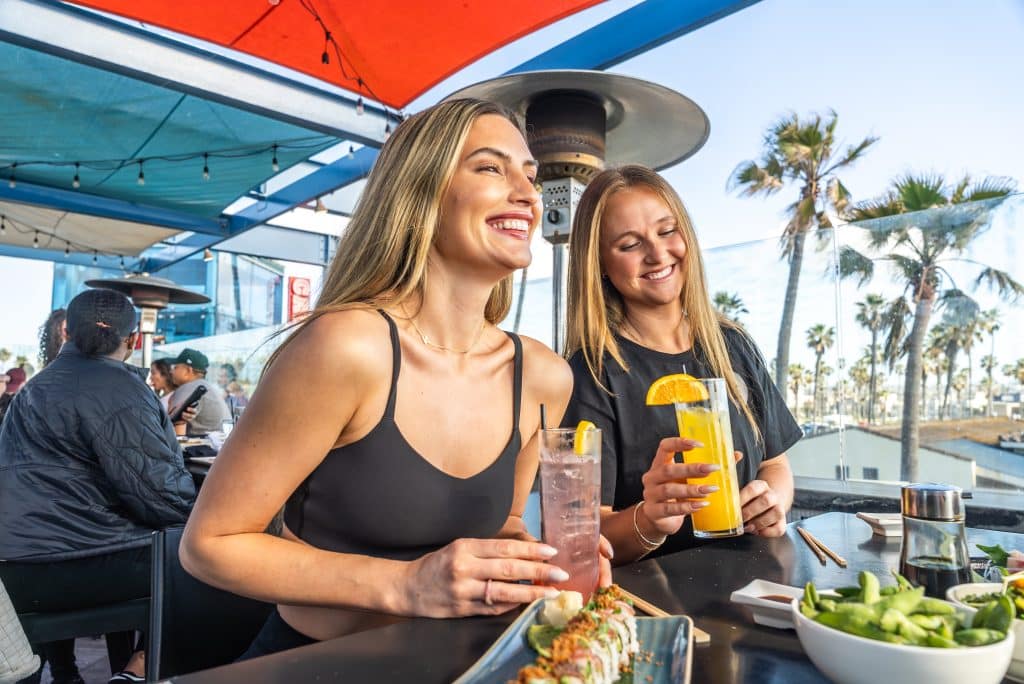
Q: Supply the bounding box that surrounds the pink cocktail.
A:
[539,427,601,598]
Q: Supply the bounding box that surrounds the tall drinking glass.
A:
[539,427,601,598]
[675,378,744,538]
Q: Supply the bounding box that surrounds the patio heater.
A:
[84,274,211,369]
[447,71,709,354]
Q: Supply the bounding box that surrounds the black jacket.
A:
[0,343,196,561]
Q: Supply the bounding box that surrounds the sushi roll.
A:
[515,585,638,684]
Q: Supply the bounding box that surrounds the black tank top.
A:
[283,311,523,560]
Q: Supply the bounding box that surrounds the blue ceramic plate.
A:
[453,598,693,683]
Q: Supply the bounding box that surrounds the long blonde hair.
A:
[565,164,760,440]
[263,99,521,374]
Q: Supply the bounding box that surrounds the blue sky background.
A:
[2,0,1023,381]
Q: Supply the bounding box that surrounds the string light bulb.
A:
[64,241,70,257]
[356,96,365,116]
[72,162,81,189]
[272,144,279,172]
[202,153,210,181]
[137,161,145,186]
[8,162,15,189]
[0,215,5,236]
[120,255,125,268]
[92,251,98,265]
[384,122,391,140]
[348,145,355,159]
[33,231,39,248]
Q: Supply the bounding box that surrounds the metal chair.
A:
[146,526,272,681]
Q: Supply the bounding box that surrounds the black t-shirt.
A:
[563,327,802,556]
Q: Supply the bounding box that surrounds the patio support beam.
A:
[0,181,226,235]
[0,0,391,145]
[509,0,764,73]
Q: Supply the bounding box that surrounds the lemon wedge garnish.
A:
[645,373,709,405]
[574,420,598,455]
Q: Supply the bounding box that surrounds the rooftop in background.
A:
[867,418,1024,449]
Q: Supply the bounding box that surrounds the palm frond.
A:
[728,159,784,196]
[827,135,879,173]
[964,176,1017,202]
[838,246,874,286]
[895,173,946,211]
[949,176,971,204]
[826,178,852,215]
[975,267,1024,302]
[850,193,903,222]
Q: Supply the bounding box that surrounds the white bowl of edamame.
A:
[792,593,1015,684]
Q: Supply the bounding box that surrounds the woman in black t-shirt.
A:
[563,165,802,564]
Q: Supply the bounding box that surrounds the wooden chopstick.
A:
[797,527,827,566]
[618,587,711,644]
[801,528,848,568]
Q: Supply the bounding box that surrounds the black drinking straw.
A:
[540,403,547,430]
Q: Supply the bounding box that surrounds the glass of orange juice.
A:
[674,378,744,538]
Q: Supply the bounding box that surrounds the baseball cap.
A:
[5,367,26,393]
[172,348,209,372]
[66,288,137,337]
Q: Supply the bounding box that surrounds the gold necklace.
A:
[408,316,487,355]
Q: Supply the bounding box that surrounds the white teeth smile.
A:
[489,219,530,232]
[643,265,673,280]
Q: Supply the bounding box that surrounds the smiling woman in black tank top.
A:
[179,99,603,655]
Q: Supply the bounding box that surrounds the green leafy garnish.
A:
[977,543,1009,567]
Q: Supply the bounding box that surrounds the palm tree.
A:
[806,324,835,423]
[952,369,969,417]
[848,358,871,421]
[855,294,902,423]
[0,347,9,369]
[839,173,1021,480]
[981,354,998,417]
[730,111,877,393]
[788,363,807,421]
[713,291,749,324]
[1003,359,1024,386]
[978,309,1001,417]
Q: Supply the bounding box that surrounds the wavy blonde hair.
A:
[263,98,521,374]
[565,164,760,440]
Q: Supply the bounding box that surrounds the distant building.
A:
[787,426,1023,491]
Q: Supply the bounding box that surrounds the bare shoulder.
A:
[267,307,391,385]
[516,334,573,403]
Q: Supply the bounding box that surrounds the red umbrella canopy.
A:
[67,0,605,109]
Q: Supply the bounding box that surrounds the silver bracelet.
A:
[632,502,666,550]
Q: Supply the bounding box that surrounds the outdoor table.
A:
[172,512,1024,683]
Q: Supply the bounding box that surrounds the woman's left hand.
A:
[597,535,613,588]
[739,479,787,537]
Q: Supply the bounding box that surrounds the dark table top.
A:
[173,512,1024,683]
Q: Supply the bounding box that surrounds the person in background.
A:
[563,165,801,565]
[38,308,68,368]
[149,358,177,412]
[224,381,249,417]
[0,288,196,684]
[167,349,229,435]
[180,98,610,660]
[0,366,25,425]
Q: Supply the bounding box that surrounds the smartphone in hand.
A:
[169,385,208,423]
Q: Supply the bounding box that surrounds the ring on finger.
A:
[483,578,494,606]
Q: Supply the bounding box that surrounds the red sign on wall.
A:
[287,277,311,322]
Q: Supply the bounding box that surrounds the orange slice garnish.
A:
[645,373,709,405]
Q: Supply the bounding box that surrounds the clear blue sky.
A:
[3,0,1023,366]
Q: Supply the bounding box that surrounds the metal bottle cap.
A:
[901,483,965,521]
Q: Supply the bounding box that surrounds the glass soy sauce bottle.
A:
[899,483,972,598]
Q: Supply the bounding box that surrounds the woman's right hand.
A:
[638,437,728,537]
[401,538,565,617]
